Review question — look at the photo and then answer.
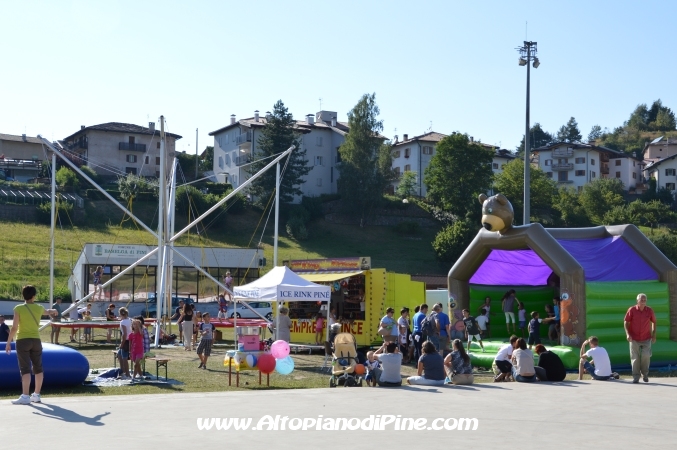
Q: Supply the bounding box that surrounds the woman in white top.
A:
[511,337,536,382]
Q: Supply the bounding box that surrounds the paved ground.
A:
[2,378,675,448]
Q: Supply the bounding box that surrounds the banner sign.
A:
[285,257,371,272]
[89,244,151,260]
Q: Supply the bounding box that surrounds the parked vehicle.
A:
[230,301,273,320]
[145,294,194,318]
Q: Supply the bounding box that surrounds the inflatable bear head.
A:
[478,193,514,234]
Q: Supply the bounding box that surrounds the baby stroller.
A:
[329,332,363,388]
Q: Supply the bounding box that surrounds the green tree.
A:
[556,117,582,143]
[579,178,625,224]
[337,93,394,225]
[627,104,649,131]
[55,167,79,190]
[516,123,553,154]
[424,133,494,220]
[553,188,590,227]
[493,158,559,225]
[645,99,676,131]
[200,146,214,173]
[249,100,309,207]
[396,171,418,198]
[432,219,477,262]
[118,173,155,201]
[587,125,602,143]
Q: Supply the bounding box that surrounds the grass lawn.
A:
[0,202,446,300]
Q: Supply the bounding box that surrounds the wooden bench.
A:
[112,350,147,374]
[146,358,170,381]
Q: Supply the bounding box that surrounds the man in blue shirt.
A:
[436,303,451,356]
[412,304,428,361]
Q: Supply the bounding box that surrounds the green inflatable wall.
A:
[586,281,677,366]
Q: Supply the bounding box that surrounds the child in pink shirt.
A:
[315,313,324,345]
[129,319,144,381]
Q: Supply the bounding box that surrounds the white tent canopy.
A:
[234,266,331,345]
[234,266,330,303]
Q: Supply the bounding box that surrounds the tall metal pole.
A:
[524,43,531,225]
[155,116,167,348]
[49,153,56,308]
[195,128,198,180]
[274,162,280,267]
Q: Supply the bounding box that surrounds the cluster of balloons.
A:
[256,340,295,376]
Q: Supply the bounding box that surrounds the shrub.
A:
[381,194,409,210]
[649,234,677,266]
[286,216,309,240]
[78,165,100,184]
[432,219,476,262]
[55,167,79,190]
[394,220,421,235]
[36,200,74,225]
[301,196,324,220]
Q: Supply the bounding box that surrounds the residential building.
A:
[644,155,677,193]
[643,136,677,163]
[532,142,643,192]
[209,110,352,200]
[61,122,181,178]
[0,133,45,182]
[390,132,506,196]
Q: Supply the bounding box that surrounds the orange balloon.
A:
[354,364,365,375]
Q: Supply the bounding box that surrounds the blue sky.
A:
[1,0,674,154]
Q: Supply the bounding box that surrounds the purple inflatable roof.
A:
[469,236,658,286]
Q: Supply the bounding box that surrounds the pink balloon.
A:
[270,340,290,359]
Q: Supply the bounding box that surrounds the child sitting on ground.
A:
[129,319,145,381]
[314,313,324,345]
[364,351,381,387]
[528,311,542,350]
[197,313,216,369]
[518,302,527,337]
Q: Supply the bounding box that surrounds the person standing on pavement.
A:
[624,293,656,383]
[5,285,59,404]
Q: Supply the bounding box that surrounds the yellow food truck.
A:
[279,257,425,346]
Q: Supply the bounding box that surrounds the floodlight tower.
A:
[517,41,540,225]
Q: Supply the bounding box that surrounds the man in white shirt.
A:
[374,342,402,387]
[579,336,618,381]
[493,335,518,382]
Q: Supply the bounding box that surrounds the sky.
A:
[1,0,675,154]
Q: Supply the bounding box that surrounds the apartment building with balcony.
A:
[61,122,181,178]
[390,132,508,196]
[0,133,45,182]
[533,142,643,192]
[209,110,353,200]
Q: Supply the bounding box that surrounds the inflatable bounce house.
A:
[448,193,677,369]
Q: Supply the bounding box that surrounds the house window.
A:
[315,156,323,166]
[394,167,401,175]
[558,171,568,182]
[225,154,230,165]
[126,154,137,163]
[144,156,149,164]
[316,137,323,146]
[546,172,552,178]
[615,159,621,166]
[616,172,621,178]
[393,150,401,158]
[632,172,637,179]
[666,168,676,176]
[218,156,223,169]
[155,171,160,178]
[422,146,433,155]
[667,183,676,190]
[575,157,585,164]
[404,164,411,172]
[633,161,636,167]
[404,148,411,158]
[492,163,499,169]
[591,171,596,178]
[591,159,596,166]
[316,178,322,186]
[545,159,551,166]
[157,142,161,149]
[129,136,135,145]
[125,167,137,175]
[575,170,585,176]
[156,157,161,165]
[558,158,569,164]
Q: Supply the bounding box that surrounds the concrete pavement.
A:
[1,378,675,448]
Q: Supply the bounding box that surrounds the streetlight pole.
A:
[517,41,539,225]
